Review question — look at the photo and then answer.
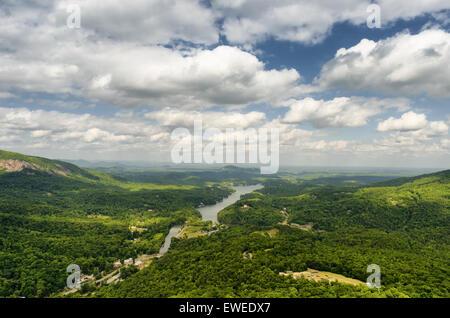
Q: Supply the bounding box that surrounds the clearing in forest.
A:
[280,268,366,286]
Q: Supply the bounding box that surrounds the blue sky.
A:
[0,1,449,168]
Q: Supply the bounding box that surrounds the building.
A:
[124,258,133,266]
[134,260,143,267]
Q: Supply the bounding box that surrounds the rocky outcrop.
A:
[0,160,71,176]
[0,159,40,172]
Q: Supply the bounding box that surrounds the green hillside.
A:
[369,169,450,187]
[0,149,448,298]
[92,170,449,298]
[0,150,233,297]
[0,150,97,179]
[0,150,202,191]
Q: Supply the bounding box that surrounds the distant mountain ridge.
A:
[1,149,449,188]
[370,169,450,187]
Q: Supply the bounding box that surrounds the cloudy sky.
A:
[0,0,449,168]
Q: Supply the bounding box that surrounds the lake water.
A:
[158,184,263,255]
[197,184,264,223]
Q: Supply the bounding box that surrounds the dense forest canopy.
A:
[0,151,233,297]
[94,170,449,298]
[0,150,448,298]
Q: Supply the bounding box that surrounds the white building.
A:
[124,258,133,266]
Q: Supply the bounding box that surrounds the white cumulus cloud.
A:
[377,111,429,132]
[317,29,450,98]
[282,97,410,128]
[213,0,450,44]
[377,111,448,137]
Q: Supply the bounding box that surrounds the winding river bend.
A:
[158,225,182,255]
[158,184,263,255]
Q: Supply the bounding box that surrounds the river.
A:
[158,184,263,255]
[158,225,183,255]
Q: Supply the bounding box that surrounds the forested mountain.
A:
[0,150,98,179]
[369,170,450,187]
[0,150,232,297]
[0,150,448,298]
[93,169,449,298]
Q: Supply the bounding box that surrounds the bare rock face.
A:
[54,164,72,176]
[0,160,40,172]
[0,160,71,176]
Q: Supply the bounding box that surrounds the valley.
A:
[0,150,448,298]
